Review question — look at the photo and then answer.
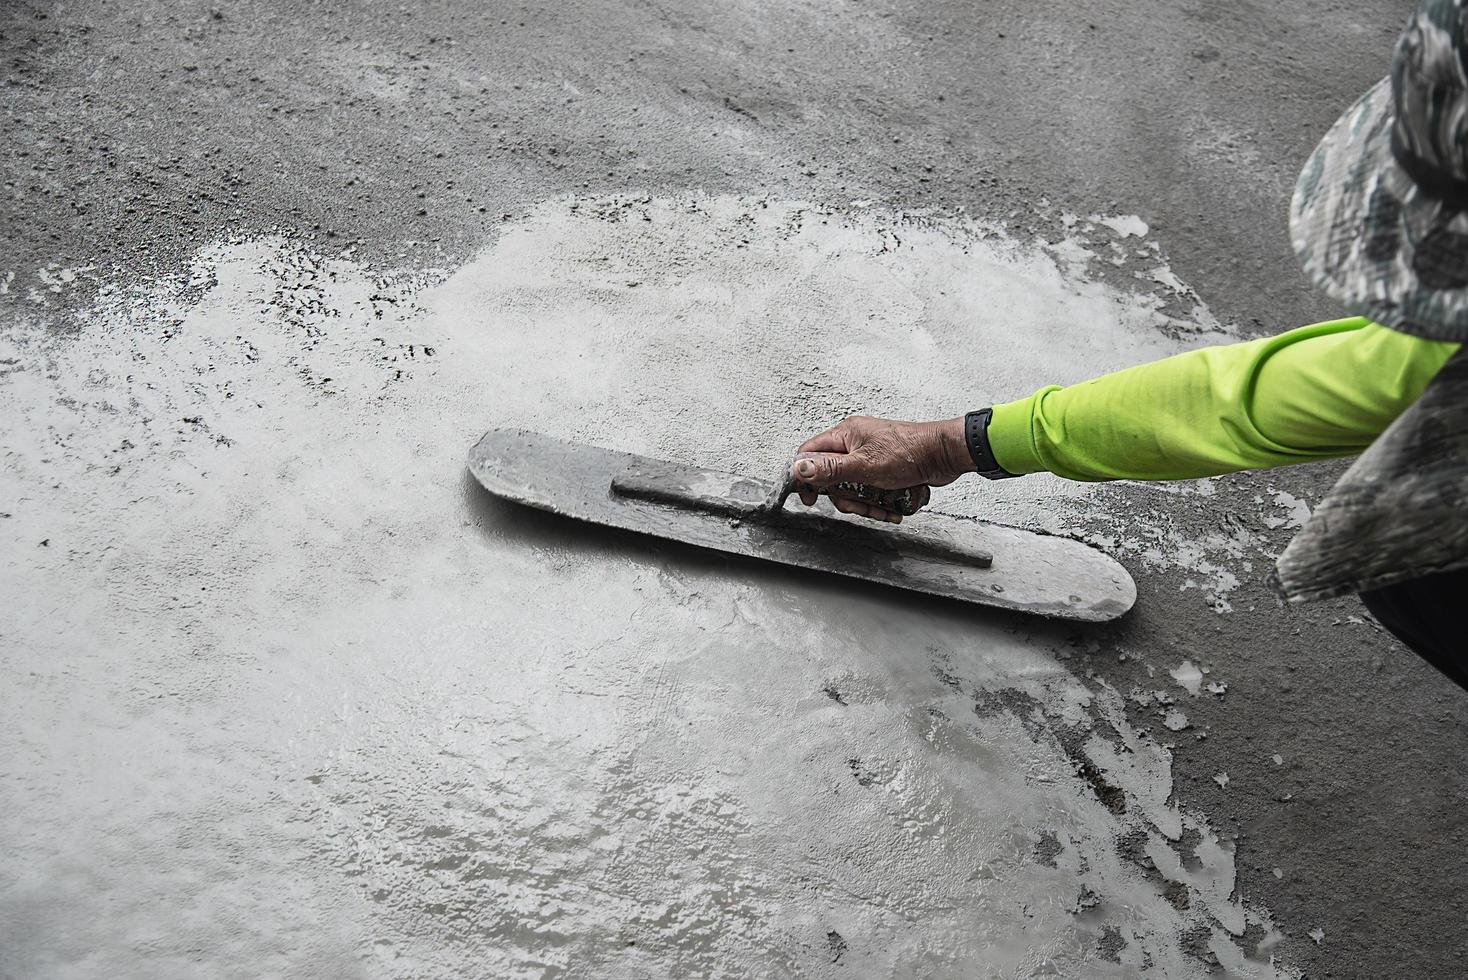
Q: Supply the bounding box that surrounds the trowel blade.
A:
[467,428,1136,622]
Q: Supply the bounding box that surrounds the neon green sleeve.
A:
[986,317,1460,482]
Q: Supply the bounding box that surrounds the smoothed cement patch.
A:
[1,196,1293,977]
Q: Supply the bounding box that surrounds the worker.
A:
[791,0,1468,689]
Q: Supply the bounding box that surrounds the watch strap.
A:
[964,408,1018,480]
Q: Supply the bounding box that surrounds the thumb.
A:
[793,452,850,488]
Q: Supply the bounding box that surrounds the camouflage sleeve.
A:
[985,317,1460,482]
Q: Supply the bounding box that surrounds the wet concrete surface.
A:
[3,1,1467,977]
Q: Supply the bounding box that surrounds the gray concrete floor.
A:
[4,0,1466,976]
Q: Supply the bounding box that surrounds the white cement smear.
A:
[1,196,1295,977]
[1093,213,1151,238]
[1172,660,1207,696]
[1265,489,1313,530]
[417,195,1231,533]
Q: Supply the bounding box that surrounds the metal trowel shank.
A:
[467,428,1135,621]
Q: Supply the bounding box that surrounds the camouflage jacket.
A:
[1275,346,1468,600]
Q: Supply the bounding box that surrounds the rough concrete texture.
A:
[2,1,1466,978]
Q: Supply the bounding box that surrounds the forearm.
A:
[985,318,1460,483]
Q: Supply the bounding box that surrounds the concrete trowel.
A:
[467,428,1135,621]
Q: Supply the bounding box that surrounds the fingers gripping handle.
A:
[808,479,931,516]
[764,465,931,517]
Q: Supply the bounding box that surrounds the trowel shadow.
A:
[461,471,1105,641]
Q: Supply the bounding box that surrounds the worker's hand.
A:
[791,415,974,522]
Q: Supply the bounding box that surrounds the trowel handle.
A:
[796,479,931,516]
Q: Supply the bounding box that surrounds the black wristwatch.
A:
[964,408,1018,480]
